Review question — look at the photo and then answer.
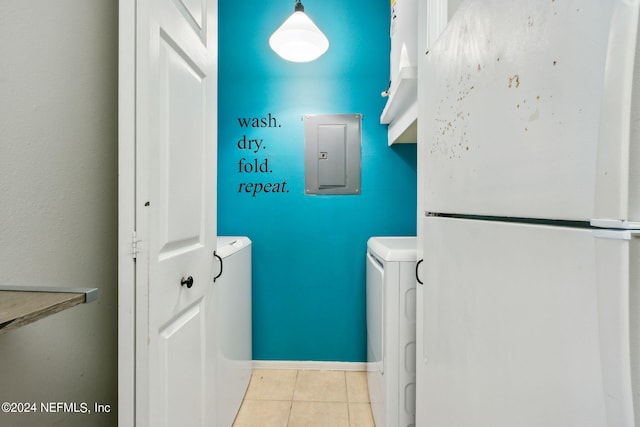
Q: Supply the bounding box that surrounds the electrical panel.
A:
[303,114,362,195]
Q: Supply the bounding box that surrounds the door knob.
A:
[180,276,194,288]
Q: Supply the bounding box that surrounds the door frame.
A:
[118,0,136,424]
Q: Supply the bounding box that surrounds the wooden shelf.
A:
[0,286,98,335]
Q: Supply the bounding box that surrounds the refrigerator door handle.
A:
[593,230,637,426]
[594,0,639,221]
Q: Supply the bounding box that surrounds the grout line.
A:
[344,371,352,426]
[286,399,293,427]
[285,370,299,426]
[345,371,351,403]
[342,370,348,403]
[292,369,300,400]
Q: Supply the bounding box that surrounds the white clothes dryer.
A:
[366,236,417,427]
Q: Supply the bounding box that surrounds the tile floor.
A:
[232,369,375,427]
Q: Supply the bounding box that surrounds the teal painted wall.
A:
[218,0,417,362]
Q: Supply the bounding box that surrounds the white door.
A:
[118,0,218,425]
[417,216,608,426]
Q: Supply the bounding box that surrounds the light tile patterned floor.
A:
[233,369,375,427]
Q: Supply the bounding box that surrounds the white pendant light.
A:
[269,1,329,62]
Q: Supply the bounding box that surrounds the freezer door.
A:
[417,216,608,426]
[420,0,617,221]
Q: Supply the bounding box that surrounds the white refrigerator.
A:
[416,0,640,426]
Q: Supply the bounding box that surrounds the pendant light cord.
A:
[294,0,304,12]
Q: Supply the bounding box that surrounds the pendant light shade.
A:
[269,1,329,62]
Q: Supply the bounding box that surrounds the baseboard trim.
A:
[251,360,367,372]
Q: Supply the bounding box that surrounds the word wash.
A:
[235,113,289,197]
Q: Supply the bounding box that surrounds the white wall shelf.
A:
[380,66,418,145]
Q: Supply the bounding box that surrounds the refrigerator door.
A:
[420,0,620,221]
[417,216,608,426]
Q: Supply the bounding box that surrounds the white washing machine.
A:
[366,236,417,427]
[208,236,252,427]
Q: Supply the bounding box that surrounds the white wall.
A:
[0,1,118,425]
